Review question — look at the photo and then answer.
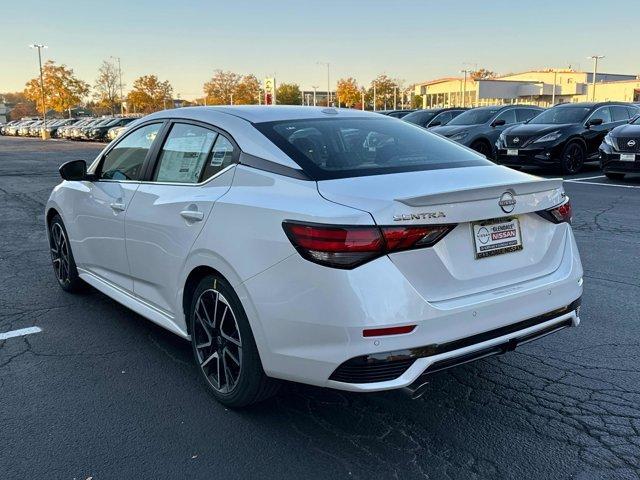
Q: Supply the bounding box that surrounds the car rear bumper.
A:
[242,226,584,391]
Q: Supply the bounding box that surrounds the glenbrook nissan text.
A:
[46,106,583,407]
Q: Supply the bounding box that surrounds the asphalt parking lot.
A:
[1,136,639,480]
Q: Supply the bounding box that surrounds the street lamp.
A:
[587,55,605,101]
[29,44,48,139]
[311,85,318,106]
[317,62,330,106]
[110,56,124,115]
[460,69,471,108]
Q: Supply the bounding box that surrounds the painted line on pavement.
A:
[0,326,42,341]
[564,180,640,189]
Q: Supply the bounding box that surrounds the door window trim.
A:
[143,119,241,187]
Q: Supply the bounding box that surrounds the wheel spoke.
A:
[201,350,218,368]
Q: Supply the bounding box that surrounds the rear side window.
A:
[611,106,630,122]
[254,117,490,180]
[590,107,612,124]
[495,109,517,124]
[153,123,237,183]
[516,109,539,123]
[100,123,161,180]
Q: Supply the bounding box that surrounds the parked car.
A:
[599,111,640,179]
[1,120,20,135]
[85,117,136,141]
[69,118,103,140]
[377,109,417,118]
[431,105,543,158]
[43,119,78,138]
[59,118,94,139]
[495,102,639,174]
[402,107,468,128]
[107,125,128,141]
[47,106,582,407]
[18,120,42,136]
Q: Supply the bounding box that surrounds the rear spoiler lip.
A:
[395,178,564,207]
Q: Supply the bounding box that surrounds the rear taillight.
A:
[282,221,454,269]
[537,198,572,224]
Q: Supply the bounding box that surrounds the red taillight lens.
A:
[363,325,416,337]
[537,198,572,224]
[283,221,454,269]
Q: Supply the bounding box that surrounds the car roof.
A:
[145,106,380,124]
[555,101,629,108]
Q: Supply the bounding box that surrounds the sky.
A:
[1,0,639,100]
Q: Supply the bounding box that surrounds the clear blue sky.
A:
[2,0,639,99]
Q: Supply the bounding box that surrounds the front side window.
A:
[528,107,591,125]
[402,110,436,127]
[255,117,490,180]
[590,107,612,124]
[431,111,452,126]
[447,108,500,126]
[153,123,237,183]
[100,123,161,181]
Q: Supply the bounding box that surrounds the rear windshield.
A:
[254,117,490,180]
[447,108,499,126]
[528,107,591,124]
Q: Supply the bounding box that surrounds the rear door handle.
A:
[180,210,204,222]
[110,202,125,212]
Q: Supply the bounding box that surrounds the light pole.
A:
[588,55,605,101]
[460,69,470,108]
[317,62,330,106]
[373,82,377,111]
[311,85,318,106]
[110,56,124,115]
[29,44,48,139]
[361,90,365,111]
[551,70,557,106]
[393,86,397,110]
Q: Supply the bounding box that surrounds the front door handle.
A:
[110,202,125,212]
[180,210,204,222]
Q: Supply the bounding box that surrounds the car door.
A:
[584,106,613,155]
[487,108,517,145]
[69,122,164,291]
[124,121,238,315]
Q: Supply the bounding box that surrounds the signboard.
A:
[264,77,276,105]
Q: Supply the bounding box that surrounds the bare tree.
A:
[93,59,120,114]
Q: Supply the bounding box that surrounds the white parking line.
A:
[564,180,640,189]
[568,175,606,181]
[0,326,42,340]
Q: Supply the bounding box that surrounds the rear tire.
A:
[560,142,585,175]
[48,214,84,293]
[189,274,279,408]
[605,172,625,180]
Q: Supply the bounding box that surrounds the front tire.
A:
[189,274,279,408]
[605,172,625,180]
[48,214,84,292]
[470,140,492,158]
[560,142,585,175]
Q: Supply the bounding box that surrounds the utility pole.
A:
[393,86,397,110]
[460,69,470,108]
[551,70,557,106]
[30,44,48,139]
[312,86,318,106]
[373,83,377,111]
[588,55,605,101]
[110,56,124,115]
[317,62,330,106]
[230,93,234,106]
[361,90,365,111]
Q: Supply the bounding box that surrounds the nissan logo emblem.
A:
[513,137,520,144]
[628,139,637,147]
[498,192,516,213]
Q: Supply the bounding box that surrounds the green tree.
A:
[470,68,496,80]
[276,83,301,105]
[234,74,260,104]
[368,74,400,110]
[126,75,173,113]
[24,60,89,116]
[203,70,240,105]
[336,77,360,108]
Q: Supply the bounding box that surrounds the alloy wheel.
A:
[563,143,584,174]
[193,289,243,394]
[50,223,70,285]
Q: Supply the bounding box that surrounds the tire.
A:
[605,172,625,180]
[560,142,586,175]
[470,140,492,158]
[189,274,279,408]
[48,214,84,293]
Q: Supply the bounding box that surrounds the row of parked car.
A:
[382,101,640,177]
[0,116,136,142]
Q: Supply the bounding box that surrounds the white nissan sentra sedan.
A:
[46,106,583,407]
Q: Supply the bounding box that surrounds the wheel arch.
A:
[563,136,587,151]
[182,265,226,335]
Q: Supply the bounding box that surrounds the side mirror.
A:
[429,120,441,127]
[59,159,88,181]
[587,118,603,128]
[491,119,506,127]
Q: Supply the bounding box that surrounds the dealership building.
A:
[414,70,640,108]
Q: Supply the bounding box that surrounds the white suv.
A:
[46,106,583,407]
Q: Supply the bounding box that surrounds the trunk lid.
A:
[317,165,568,302]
